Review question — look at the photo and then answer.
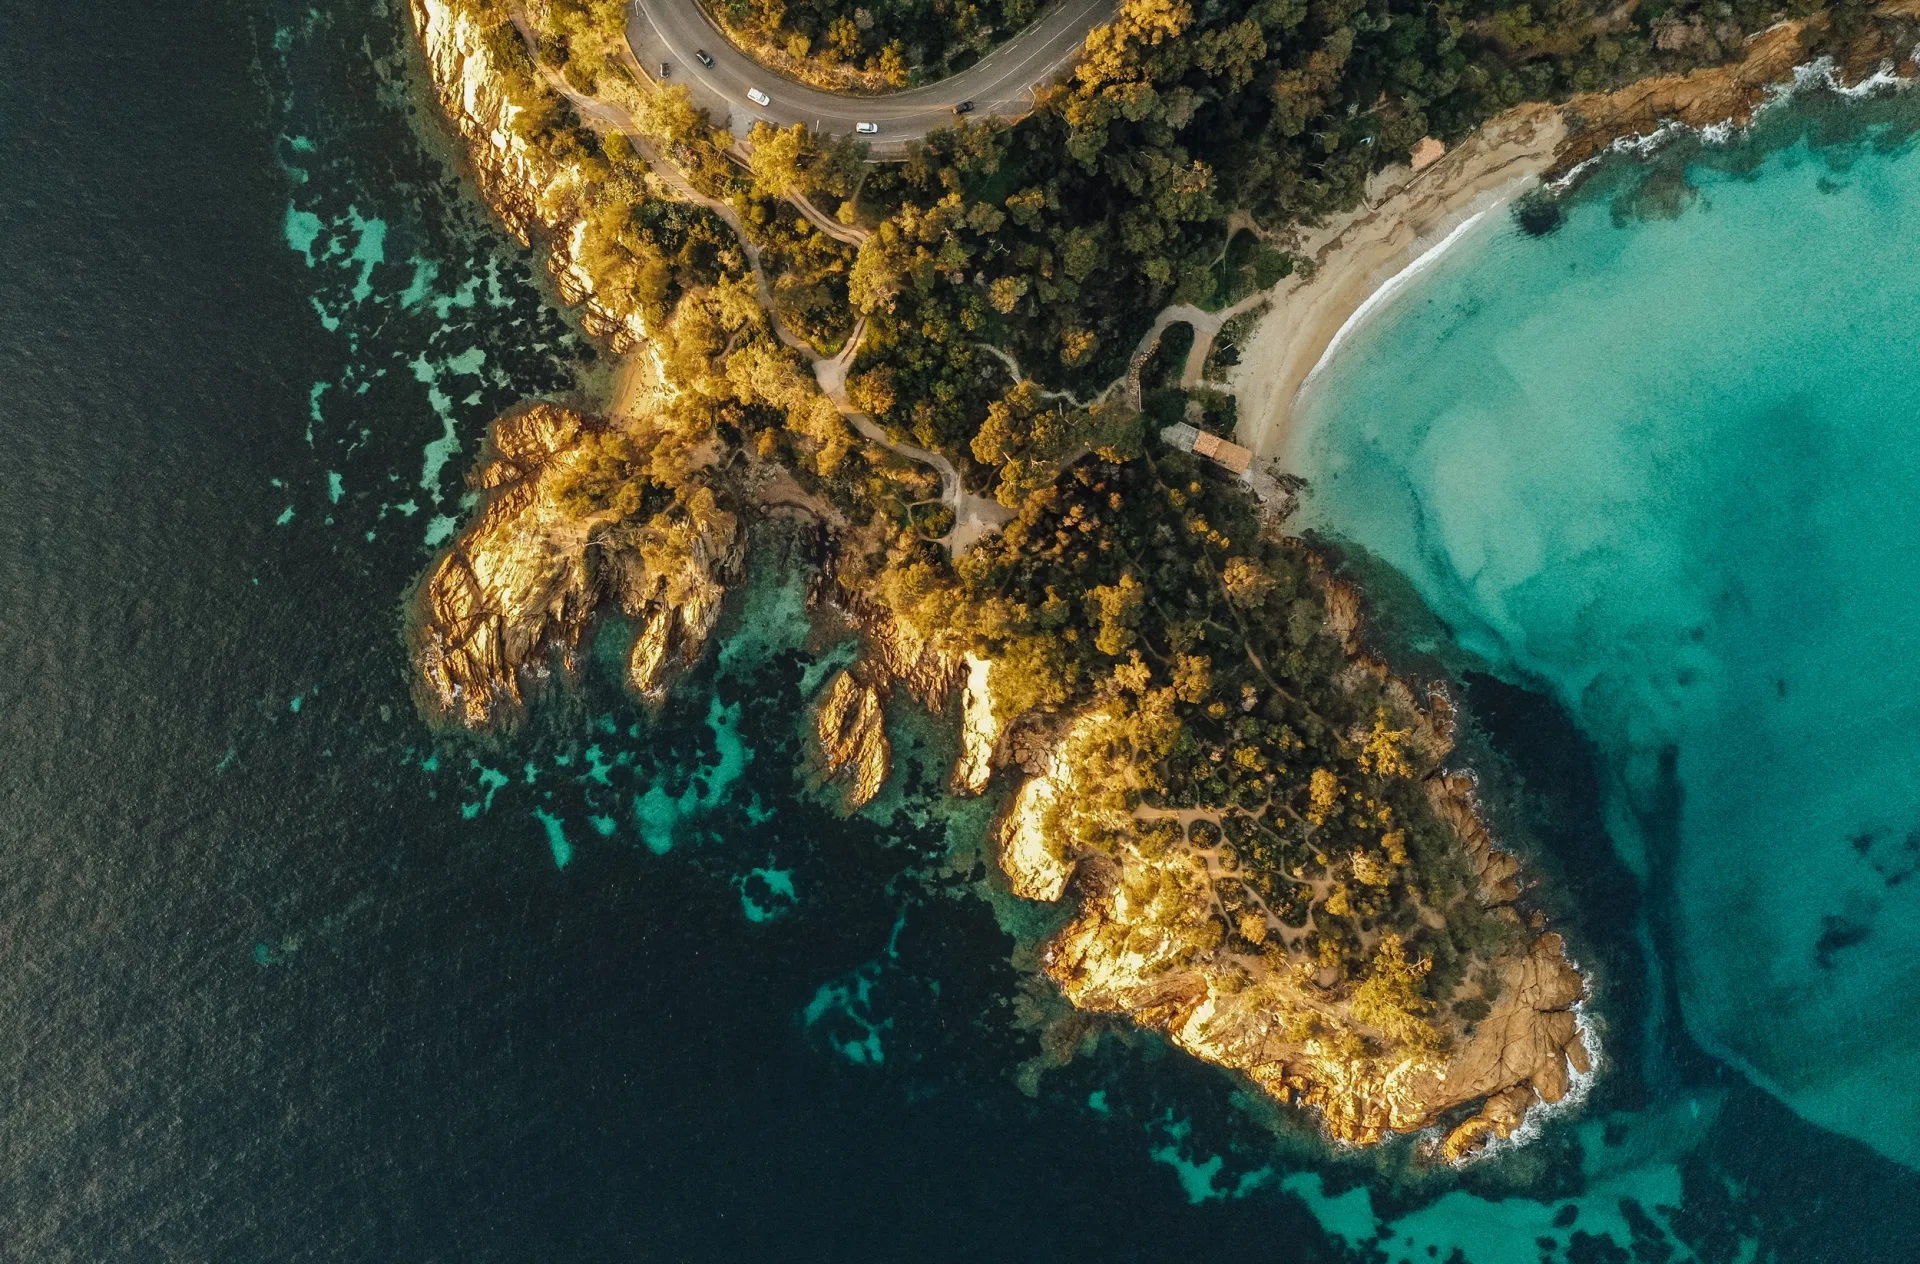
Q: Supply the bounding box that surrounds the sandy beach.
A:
[1227,102,1569,467]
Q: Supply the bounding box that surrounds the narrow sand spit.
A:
[1227,102,1568,465]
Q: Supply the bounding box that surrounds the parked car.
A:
[695,48,714,67]
[747,87,771,106]
[660,61,670,77]
[953,100,974,115]
[856,121,879,135]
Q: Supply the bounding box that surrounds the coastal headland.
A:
[399,0,1919,1161]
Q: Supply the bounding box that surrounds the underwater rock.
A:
[813,669,890,810]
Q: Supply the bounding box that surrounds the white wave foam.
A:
[1298,201,1498,394]
[1789,49,1920,100]
[1448,985,1605,1168]
[1565,46,1920,178]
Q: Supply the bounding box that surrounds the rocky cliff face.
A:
[802,576,973,808]
[411,404,740,730]
[410,0,645,350]
[834,587,966,710]
[998,707,1119,902]
[623,496,744,703]
[1557,3,1920,169]
[413,404,608,729]
[950,654,1000,795]
[409,0,747,728]
[996,595,1591,1163]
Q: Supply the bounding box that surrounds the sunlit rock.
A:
[411,0,645,349]
[813,669,890,810]
[1000,668,1589,1158]
[951,654,998,795]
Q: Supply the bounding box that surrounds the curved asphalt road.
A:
[627,0,1113,147]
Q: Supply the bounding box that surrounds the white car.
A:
[856,121,879,135]
[747,87,770,107]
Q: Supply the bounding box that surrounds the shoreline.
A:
[1294,200,1494,396]
[1224,102,1568,469]
[1227,10,1920,471]
[406,0,1916,1168]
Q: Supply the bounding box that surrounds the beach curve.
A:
[1227,102,1568,467]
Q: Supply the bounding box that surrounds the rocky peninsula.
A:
[402,0,1919,1158]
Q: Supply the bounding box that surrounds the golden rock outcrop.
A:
[411,404,740,729]
[1557,4,1920,170]
[998,707,1127,903]
[813,669,891,810]
[1428,773,1523,906]
[410,0,646,349]
[801,577,972,809]
[412,404,606,729]
[621,493,743,703]
[951,654,1001,795]
[998,674,1590,1162]
[837,589,966,710]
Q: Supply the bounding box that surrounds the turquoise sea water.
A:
[1290,84,1920,1181]
[12,0,1920,1252]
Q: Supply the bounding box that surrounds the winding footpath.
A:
[813,318,1014,552]
[520,1,1288,551]
[1128,291,1272,395]
[509,11,1011,551]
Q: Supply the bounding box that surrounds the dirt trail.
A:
[510,11,1003,550]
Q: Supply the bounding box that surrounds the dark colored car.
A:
[695,49,714,67]
[954,100,974,115]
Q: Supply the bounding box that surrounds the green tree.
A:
[746,121,811,198]
[1350,934,1438,1051]
[1088,573,1146,656]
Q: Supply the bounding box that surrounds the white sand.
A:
[1227,102,1569,467]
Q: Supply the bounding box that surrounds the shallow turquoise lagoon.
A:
[1288,91,1920,1170]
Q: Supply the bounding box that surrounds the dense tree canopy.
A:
[442,0,1830,1044]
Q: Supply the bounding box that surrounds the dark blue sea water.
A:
[5,0,1919,1258]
